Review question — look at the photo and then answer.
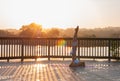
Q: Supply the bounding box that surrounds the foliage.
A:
[19,23,42,37]
[45,28,60,38]
[1,23,120,38]
[0,30,15,37]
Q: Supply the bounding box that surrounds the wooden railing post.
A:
[48,40,50,61]
[108,40,111,62]
[78,40,80,60]
[21,40,24,62]
[7,59,9,62]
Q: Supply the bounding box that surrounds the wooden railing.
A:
[0,37,120,62]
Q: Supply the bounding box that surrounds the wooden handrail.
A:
[0,37,120,62]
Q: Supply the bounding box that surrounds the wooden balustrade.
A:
[0,37,120,62]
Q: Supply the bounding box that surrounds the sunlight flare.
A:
[57,39,66,46]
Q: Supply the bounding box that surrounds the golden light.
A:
[1,0,120,29]
[0,0,103,29]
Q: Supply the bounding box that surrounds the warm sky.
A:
[0,0,120,29]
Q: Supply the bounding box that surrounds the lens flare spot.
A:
[57,39,66,46]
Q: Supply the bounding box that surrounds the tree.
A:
[0,30,15,37]
[19,23,42,37]
[46,28,60,37]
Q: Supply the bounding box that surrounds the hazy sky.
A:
[0,0,120,29]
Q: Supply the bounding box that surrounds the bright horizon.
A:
[0,0,120,29]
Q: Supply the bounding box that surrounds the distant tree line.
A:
[0,30,16,37]
[0,23,120,38]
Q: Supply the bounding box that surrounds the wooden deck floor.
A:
[0,60,120,81]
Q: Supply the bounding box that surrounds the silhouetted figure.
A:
[69,26,85,67]
[70,26,79,61]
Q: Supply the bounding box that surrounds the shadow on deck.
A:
[0,60,120,81]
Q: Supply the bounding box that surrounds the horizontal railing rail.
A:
[0,37,120,62]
